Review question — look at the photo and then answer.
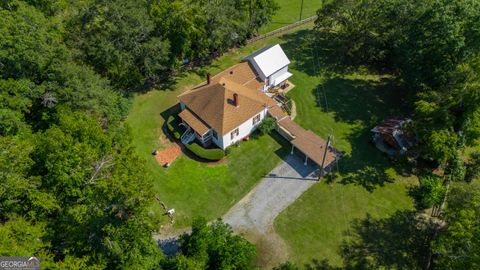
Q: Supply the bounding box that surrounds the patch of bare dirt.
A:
[239,228,290,269]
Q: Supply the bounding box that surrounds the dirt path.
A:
[222,154,319,268]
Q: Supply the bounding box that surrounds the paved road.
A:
[223,154,319,233]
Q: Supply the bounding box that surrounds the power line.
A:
[299,0,304,21]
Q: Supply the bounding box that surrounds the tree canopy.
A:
[315,0,480,164]
[163,218,257,269]
[0,0,278,268]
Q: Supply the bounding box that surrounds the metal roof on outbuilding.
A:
[245,44,291,78]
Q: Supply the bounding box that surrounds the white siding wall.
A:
[268,66,288,87]
[218,108,269,149]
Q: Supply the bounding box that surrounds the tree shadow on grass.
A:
[280,29,413,192]
[335,125,397,192]
[279,29,359,77]
[302,211,433,270]
[319,77,411,191]
[315,77,409,126]
[279,29,319,76]
[340,211,433,270]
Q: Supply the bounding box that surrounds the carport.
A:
[276,117,338,172]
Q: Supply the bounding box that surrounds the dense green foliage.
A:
[258,116,276,134]
[315,0,480,164]
[312,0,480,268]
[0,0,277,268]
[163,218,257,269]
[185,142,225,161]
[68,0,278,88]
[433,181,480,269]
[410,175,446,209]
[466,152,480,182]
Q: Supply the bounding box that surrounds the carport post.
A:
[319,135,332,181]
[291,144,294,155]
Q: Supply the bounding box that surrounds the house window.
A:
[230,128,239,140]
[253,114,261,125]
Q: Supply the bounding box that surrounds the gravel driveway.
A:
[223,154,319,233]
[155,154,319,265]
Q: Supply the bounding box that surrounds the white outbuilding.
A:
[244,44,292,90]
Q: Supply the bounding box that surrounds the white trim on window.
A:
[230,128,239,140]
[253,114,261,125]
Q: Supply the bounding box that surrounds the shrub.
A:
[445,154,467,182]
[466,152,480,182]
[166,115,181,140]
[185,142,224,161]
[258,117,276,134]
[409,175,446,209]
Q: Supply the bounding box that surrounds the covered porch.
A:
[178,109,213,145]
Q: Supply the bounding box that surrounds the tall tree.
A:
[433,181,480,269]
[68,0,170,88]
[32,111,163,268]
[314,0,480,163]
[164,218,257,269]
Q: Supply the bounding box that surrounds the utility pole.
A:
[319,135,331,181]
[299,0,304,21]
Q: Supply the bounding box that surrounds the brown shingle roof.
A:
[268,105,287,120]
[178,108,210,135]
[279,118,337,168]
[178,78,275,135]
[211,62,260,85]
[291,131,337,168]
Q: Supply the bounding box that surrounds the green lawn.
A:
[126,30,306,228]
[272,29,418,266]
[259,0,326,34]
[127,23,418,266]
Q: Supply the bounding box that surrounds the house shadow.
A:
[267,131,321,180]
[159,104,227,165]
[160,104,182,146]
[265,152,320,181]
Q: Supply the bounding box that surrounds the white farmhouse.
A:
[176,44,291,149]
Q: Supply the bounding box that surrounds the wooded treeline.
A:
[0,0,276,268]
[275,0,480,269]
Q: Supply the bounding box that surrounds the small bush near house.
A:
[166,115,181,140]
[259,117,276,134]
[185,142,225,161]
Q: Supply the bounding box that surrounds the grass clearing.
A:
[126,30,308,228]
[259,0,326,34]
[127,22,418,266]
[271,29,418,266]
